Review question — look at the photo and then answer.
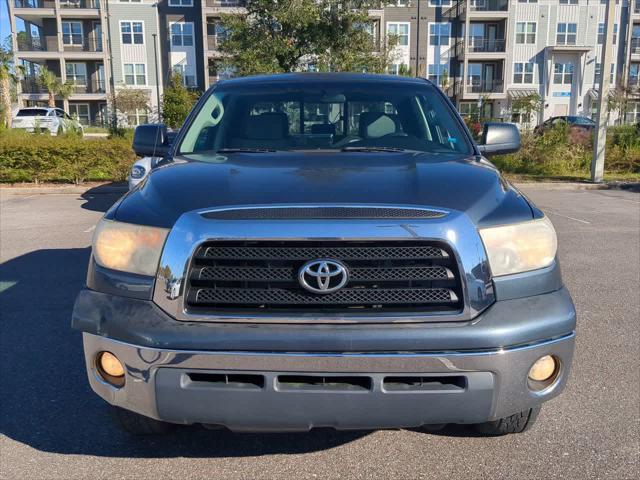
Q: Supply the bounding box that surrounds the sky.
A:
[1,0,11,47]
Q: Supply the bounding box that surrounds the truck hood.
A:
[112,151,534,228]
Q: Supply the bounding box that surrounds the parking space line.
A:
[544,209,591,224]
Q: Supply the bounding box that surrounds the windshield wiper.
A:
[341,146,408,153]
[216,148,277,153]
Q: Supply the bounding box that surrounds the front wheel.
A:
[474,406,541,436]
[109,406,174,435]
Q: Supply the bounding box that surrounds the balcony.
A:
[14,0,55,7]
[20,78,49,94]
[466,79,504,94]
[631,38,640,56]
[205,0,245,6]
[16,36,57,52]
[469,0,508,12]
[59,0,99,8]
[467,37,506,53]
[63,38,102,53]
[207,35,220,51]
[457,0,509,19]
[71,79,106,94]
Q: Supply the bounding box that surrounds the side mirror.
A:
[478,122,521,157]
[132,124,170,157]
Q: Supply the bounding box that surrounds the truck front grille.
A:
[185,241,464,314]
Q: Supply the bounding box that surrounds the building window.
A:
[516,22,536,44]
[65,63,86,86]
[68,104,90,125]
[554,63,574,85]
[171,22,194,47]
[598,23,618,44]
[626,102,640,124]
[595,63,615,84]
[518,0,538,3]
[121,21,143,45]
[427,64,448,84]
[429,1,451,6]
[630,64,640,88]
[559,0,578,4]
[127,108,149,127]
[62,22,83,45]
[556,23,577,45]
[513,62,534,84]
[124,63,146,85]
[169,0,192,5]
[173,64,196,87]
[392,0,409,5]
[389,64,400,75]
[387,23,409,46]
[118,0,142,3]
[429,23,450,46]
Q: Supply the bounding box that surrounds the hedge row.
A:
[491,124,640,177]
[0,130,136,184]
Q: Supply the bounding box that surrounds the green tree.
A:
[218,0,395,76]
[37,67,75,108]
[0,41,24,129]
[162,73,200,129]
[511,93,543,129]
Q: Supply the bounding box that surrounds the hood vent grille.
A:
[201,206,447,220]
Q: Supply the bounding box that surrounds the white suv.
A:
[12,107,84,136]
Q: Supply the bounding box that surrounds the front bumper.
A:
[83,330,574,431]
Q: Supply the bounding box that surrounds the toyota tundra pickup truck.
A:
[72,73,576,436]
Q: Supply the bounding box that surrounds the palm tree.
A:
[37,67,60,107]
[0,45,18,128]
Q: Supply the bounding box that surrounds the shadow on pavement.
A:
[0,247,371,457]
[79,182,128,213]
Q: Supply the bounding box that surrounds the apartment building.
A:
[625,0,640,122]
[106,0,163,125]
[8,1,638,126]
[8,0,110,125]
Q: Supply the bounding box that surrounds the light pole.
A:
[152,32,162,122]
[415,0,421,77]
[591,0,615,183]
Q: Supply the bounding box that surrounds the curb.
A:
[1,181,638,196]
[514,181,640,192]
[0,183,128,195]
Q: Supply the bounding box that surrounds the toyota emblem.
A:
[298,259,349,294]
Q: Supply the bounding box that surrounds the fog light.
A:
[97,351,125,387]
[528,355,557,382]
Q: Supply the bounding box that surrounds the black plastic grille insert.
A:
[186,241,464,314]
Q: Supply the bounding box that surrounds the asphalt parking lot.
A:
[0,185,638,480]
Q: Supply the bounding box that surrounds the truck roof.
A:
[217,72,435,87]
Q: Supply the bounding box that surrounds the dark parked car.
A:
[534,115,596,135]
[73,73,575,436]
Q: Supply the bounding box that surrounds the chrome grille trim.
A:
[152,206,496,323]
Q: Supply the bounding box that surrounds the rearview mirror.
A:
[478,122,521,157]
[132,124,171,157]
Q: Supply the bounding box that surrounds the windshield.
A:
[178,81,472,157]
[16,109,49,117]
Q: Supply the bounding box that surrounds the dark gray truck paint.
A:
[74,73,575,432]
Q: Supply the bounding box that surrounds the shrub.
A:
[0,129,135,184]
[492,123,640,177]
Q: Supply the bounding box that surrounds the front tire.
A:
[109,406,174,435]
[474,406,541,436]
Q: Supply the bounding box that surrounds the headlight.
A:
[92,219,169,276]
[130,165,146,180]
[479,216,557,277]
